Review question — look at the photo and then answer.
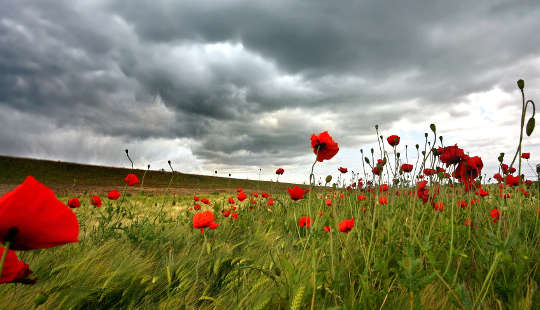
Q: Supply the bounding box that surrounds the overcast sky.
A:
[1,0,539,184]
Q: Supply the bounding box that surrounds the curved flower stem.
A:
[0,241,11,278]
[510,97,535,177]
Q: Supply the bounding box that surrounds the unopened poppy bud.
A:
[364,157,370,164]
[360,149,364,154]
[422,151,426,156]
[397,152,400,158]
[147,164,150,169]
[168,160,171,165]
[370,148,374,154]
[34,293,48,306]
[125,149,129,154]
[498,153,505,163]
[439,136,443,143]
[517,79,524,90]
[326,175,332,183]
[424,133,428,138]
[430,124,436,132]
[375,124,379,130]
[415,144,419,149]
[526,117,535,136]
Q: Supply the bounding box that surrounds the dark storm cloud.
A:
[1,0,540,172]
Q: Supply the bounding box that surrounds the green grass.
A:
[0,181,538,309]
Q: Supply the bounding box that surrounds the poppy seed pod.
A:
[325,175,332,183]
[517,79,524,90]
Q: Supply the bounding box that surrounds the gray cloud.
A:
[1,0,539,182]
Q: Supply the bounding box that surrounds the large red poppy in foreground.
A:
[0,246,35,284]
[0,176,79,250]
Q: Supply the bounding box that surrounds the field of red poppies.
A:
[0,83,539,309]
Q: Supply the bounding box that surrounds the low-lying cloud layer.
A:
[1,0,539,183]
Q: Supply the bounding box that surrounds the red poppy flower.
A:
[192,210,217,233]
[261,192,269,198]
[107,190,120,200]
[379,196,388,205]
[194,196,199,201]
[357,195,367,201]
[525,180,532,185]
[432,202,444,212]
[372,166,382,176]
[228,197,235,204]
[194,204,201,210]
[231,206,237,210]
[339,218,354,233]
[0,247,36,284]
[423,168,437,176]
[0,176,79,251]
[400,164,413,173]
[339,193,344,199]
[268,200,274,206]
[91,195,102,207]
[253,192,259,198]
[124,174,140,186]
[231,213,238,219]
[201,198,210,205]
[250,199,257,205]
[275,168,285,175]
[458,201,468,208]
[386,135,400,147]
[463,218,473,227]
[521,152,530,159]
[453,155,483,188]
[493,173,503,182]
[237,192,247,202]
[509,167,516,173]
[67,198,80,209]
[438,145,465,167]
[323,226,331,232]
[288,186,310,201]
[237,187,243,192]
[505,175,521,187]
[298,216,312,227]
[490,208,500,223]
[209,222,219,230]
[311,131,339,162]
[325,199,332,206]
[477,189,489,197]
[379,184,389,193]
[338,167,348,173]
[501,164,509,174]
[416,181,429,204]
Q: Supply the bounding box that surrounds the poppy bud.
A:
[168,160,171,165]
[375,124,379,130]
[397,152,400,158]
[364,157,370,164]
[147,164,150,169]
[422,151,426,156]
[536,164,540,175]
[430,124,436,133]
[370,148,374,154]
[360,149,364,154]
[325,175,332,183]
[517,79,524,90]
[424,133,428,138]
[439,136,443,143]
[498,153,504,163]
[125,149,129,154]
[415,144,419,149]
[526,117,535,136]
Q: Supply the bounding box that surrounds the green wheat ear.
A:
[290,285,305,310]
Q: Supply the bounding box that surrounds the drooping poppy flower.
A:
[201,198,210,205]
[298,216,312,227]
[275,168,285,175]
[400,164,413,173]
[386,135,400,147]
[339,218,354,233]
[107,190,120,200]
[67,198,81,209]
[288,186,310,201]
[311,131,339,162]
[521,153,530,159]
[124,174,140,186]
[0,247,36,284]
[490,208,500,223]
[91,195,102,207]
[194,196,199,201]
[193,204,201,210]
[438,145,465,167]
[0,176,79,251]
[379,196,388,205]
[237,192,247,202]
[325,199,332,206]
[338,167,348,173]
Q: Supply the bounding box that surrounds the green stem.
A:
[0,241,11,279]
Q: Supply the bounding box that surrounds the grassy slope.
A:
[0,155,303,193]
